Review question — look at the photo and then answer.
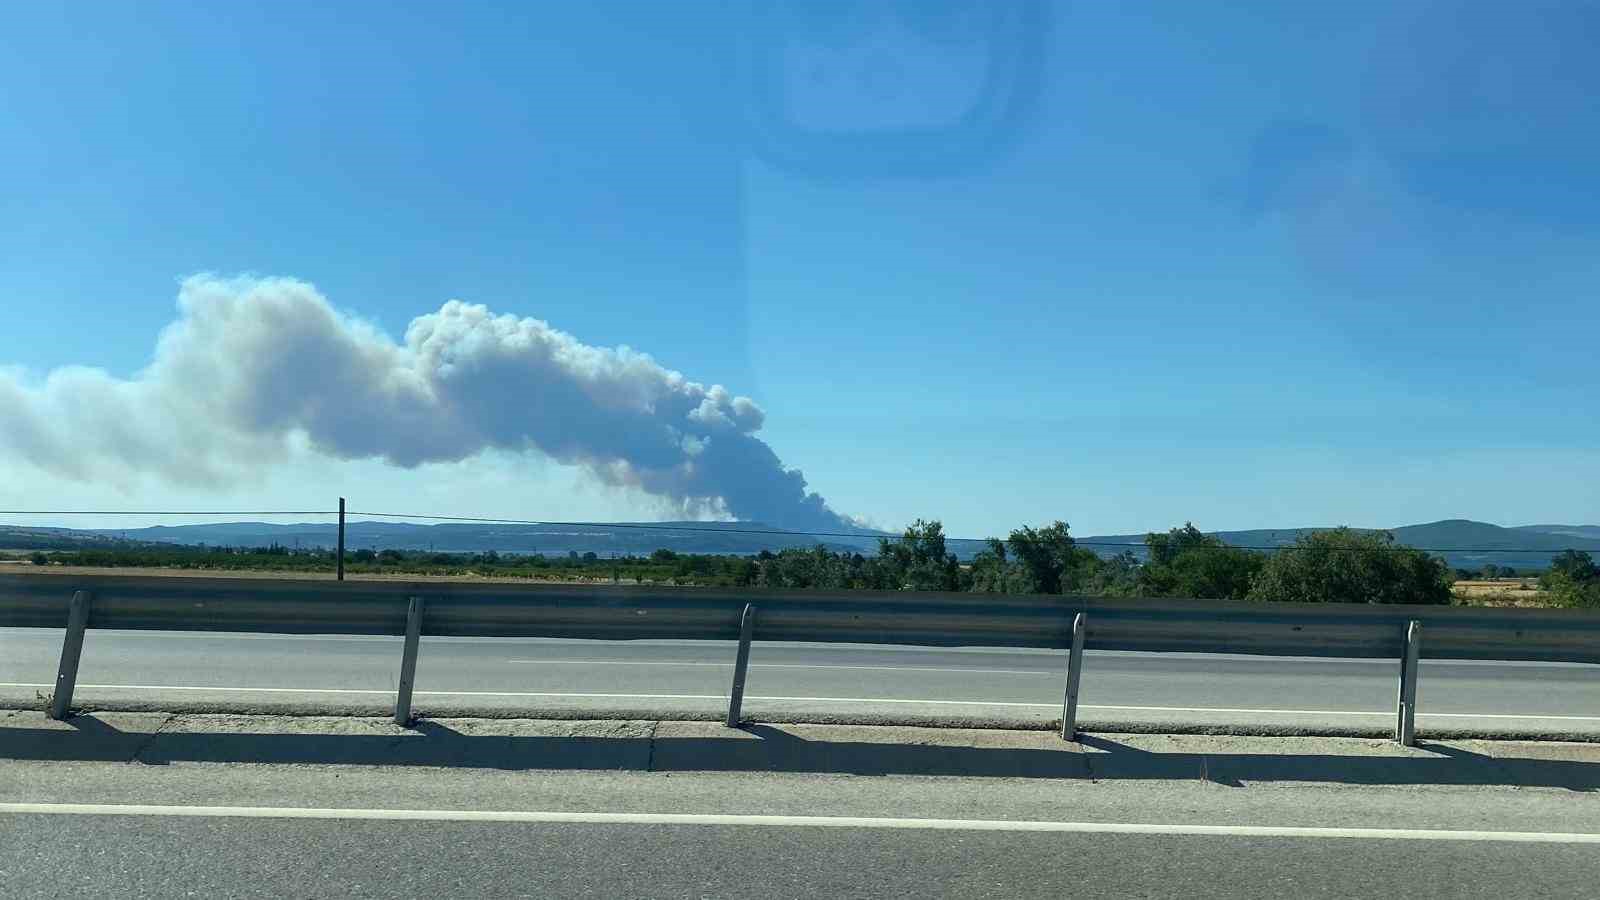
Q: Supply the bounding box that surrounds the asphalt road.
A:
[3,628,1599,734]
[9,814,1598,899]
[5,749,1600,899]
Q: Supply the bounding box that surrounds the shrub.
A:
[1249,528,1452,605]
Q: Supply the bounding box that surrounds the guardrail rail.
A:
[4,572,1598,745]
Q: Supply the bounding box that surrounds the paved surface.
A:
[3,628,1598,736]
[4,715,1600,898]
[7,815,1597,899]
[7,711,1600,786]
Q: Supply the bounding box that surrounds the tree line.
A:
[30,518,1553,606]
[31,519,1599,608]
[750,520,1460,606]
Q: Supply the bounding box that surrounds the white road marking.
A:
[4,681,1599,721]
[505,659,1057,676]
[2,802,1597,843]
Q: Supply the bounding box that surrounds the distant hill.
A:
[1392,520,1599,554]
[6,517,1596,570]
[0,525,168,552]
[1515,524,1600,541]
[66,520,888,557]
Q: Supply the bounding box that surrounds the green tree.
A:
[1144,523,1213,568]
[968,539,1031,593]
[756,546,853,589]
[1541,572,1600,608]
[1248,528,1452,605]
[877,520,960,591]
[1138,524,1262,600]
[1547,550,1598,584]
[1083,550,1141,597]
[29,551,48,566]
[1004,521,1087,594]
[728,558,758,586]
[1541,550,1600,608]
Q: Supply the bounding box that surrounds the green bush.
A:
[1138,524,1263,600]
[1248,528,1452,605]
[1541,550,1600,608]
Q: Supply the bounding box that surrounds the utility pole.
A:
[336,497,346,581]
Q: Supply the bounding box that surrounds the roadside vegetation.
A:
[1538,550,1600,608]
[30,518,1583,607]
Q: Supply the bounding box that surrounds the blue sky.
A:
[3,1,1597,537]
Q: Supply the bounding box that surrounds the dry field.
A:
[1,558,1563,606]
[0,562,627,586]
[1452,578,1550,607]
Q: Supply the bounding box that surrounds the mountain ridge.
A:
[5,518,1596,570]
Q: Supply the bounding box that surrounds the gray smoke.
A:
[0,275,856,532]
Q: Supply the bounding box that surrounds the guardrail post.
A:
[1395,619,1422,746]
[49,590,92,720]
[726,603,757,727]
[394,596,424,726]
[1061,612,1087,740]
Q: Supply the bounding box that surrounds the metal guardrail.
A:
[4,572,1599,745]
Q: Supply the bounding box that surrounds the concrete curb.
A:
[4,710,1599,789]
[4,698,1599,745]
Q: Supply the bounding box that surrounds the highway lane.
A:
[7,813,1598,899]
[3,627,1598,733]
[6,756,1600,899]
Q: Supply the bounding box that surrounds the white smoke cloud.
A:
[0,275,855,532]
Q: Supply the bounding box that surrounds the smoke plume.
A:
[0,276,857,532]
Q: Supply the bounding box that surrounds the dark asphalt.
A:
[4,815,1597,899]
[6,725,1600,899]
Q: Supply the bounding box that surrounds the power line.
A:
[346,512,1586,555]
[348,511,881,538]
[0,510,334,516]
[1,508,1592,556]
